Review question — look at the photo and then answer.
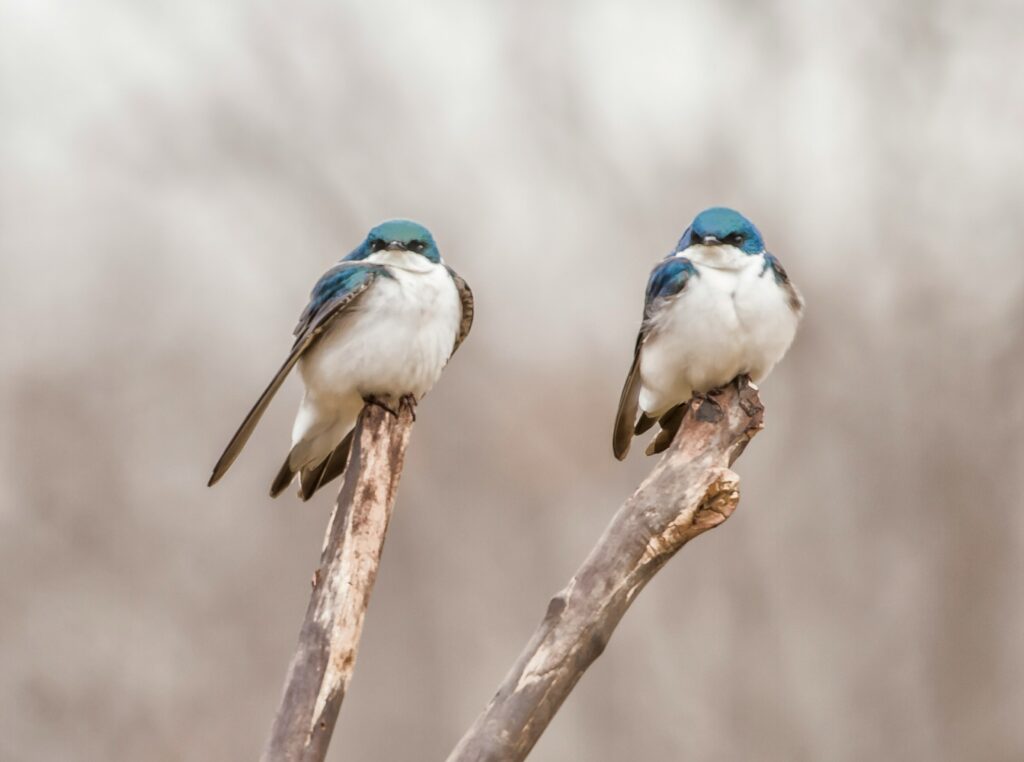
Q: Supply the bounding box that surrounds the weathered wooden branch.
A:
[261,401,415,762]
[446,377,764,762]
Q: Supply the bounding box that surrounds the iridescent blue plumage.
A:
[297,263,391,338]
[344,219,441,264]
[644,257,698,317]
[675,207,765,256]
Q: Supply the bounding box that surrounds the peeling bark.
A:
[261,401,415,762]
[446,377,764,762]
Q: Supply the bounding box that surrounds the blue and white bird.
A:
[613,207,803,459]
[209,219,473,500]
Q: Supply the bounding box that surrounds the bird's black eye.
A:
[370,238,385,252]
[409,240,425,252]
[728,233,744,245]
[690,229,701,244]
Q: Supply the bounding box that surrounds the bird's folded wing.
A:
[762,252,804,315]
[447,266,475,356]
[612,256,698,460]
[613,333,645,460]
[208,263,385,486]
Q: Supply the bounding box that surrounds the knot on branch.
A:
[638,469,740,566]
[692,471,740,530]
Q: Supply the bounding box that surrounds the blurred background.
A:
[2,1,1022,760]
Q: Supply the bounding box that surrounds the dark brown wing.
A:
[612,333,644,460]
[447,266,474,356]
[207,267,381,487]
[764,253,804,316]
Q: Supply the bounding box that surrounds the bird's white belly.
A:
[298,263,461,409]
[638,259,798,416]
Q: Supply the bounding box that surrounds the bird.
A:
[613,207,803,459]
[208,219,474,500]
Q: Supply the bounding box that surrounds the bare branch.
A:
[446,377,764,762]
[261,401,415,762]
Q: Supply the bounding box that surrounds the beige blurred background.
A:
[2,1,1023,760]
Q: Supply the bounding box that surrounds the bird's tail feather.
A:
[314,431,355,496]
[299,458,330,501]
[270,428,357,500]
[644,402,686,456]
[270,456,297,498]
[634,412,657,435]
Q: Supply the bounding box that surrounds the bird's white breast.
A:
[637,250,799,417]
[299,257,461,408]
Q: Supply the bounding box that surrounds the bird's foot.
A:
[399,394,418,421]
[725,374,758,393]
[363,395,399,417]
[691,389,725,423]
[699,374,751,406]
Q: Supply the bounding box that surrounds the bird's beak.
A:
[385,241,407,251]
[701,235,720,246]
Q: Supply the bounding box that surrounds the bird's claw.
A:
[363,394,418,421]
[399,394,418,421]
[691,388,725,423]
[363,395,399,417]
[704,373,751,400]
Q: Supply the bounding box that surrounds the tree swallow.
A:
[613,207,803,459]
[209,219,474,500]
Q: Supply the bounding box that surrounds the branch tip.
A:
[447,380,763,762]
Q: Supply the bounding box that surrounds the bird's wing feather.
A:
[446,266,474,356]
[613,332,645,460]
[762,252,804,315]
[208,263,384,486]
[612,257,698,460]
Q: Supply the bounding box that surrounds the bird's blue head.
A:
[350,219,441,263]
[676,207,764,256]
